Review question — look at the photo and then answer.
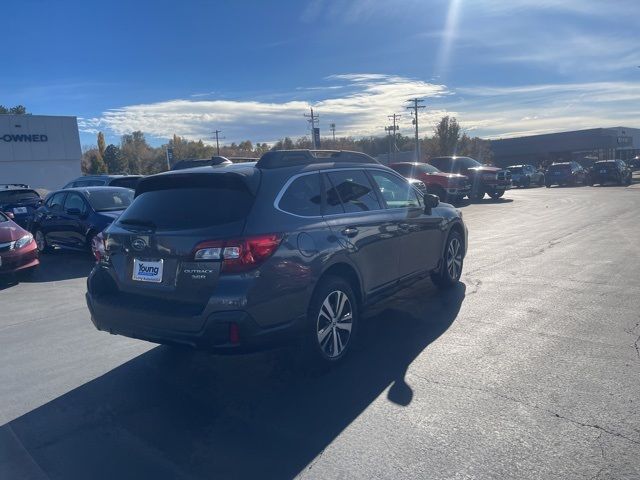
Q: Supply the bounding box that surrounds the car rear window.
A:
[86,189,133,211]
[119,187,253,230]
[0,189,40,203]
[279,174,322,217]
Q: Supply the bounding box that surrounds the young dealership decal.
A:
[1,134,49,142]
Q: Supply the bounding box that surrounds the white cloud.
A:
[78,75,640,144]
[79,74,449,143]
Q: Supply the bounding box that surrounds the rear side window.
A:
[119,187,253,230]
[325,170,382,213]
[279,174,322,217]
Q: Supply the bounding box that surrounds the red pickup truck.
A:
[390,162,470,203]
[429,156,512,201]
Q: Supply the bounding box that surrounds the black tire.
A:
[538,175,545,186]
[470,189,485,202]
[488,189,504,200]
[545,182,551,188]
[523,177,531,188]
[304,276,358,367]
[431,231,464,289]
[34,229,50,254]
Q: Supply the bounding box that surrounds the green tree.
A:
[103,144,126,173]
[433,116,462,156]
[0,105,27,114]
[97,132,106,158]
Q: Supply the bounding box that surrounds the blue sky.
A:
[3,0,640,147]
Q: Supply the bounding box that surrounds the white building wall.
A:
[0,115,81,190]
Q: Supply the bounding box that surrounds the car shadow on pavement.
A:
[0,280,465,480]
[24,251,94,284]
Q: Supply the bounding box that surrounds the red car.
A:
[0,211,39,275]
[390,162,470,203]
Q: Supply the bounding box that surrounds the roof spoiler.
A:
[256,150,380,169]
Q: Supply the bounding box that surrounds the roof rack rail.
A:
[256,149,380,169]
[0,183,30,189]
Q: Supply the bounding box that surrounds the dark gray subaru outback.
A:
[86,150,467,366]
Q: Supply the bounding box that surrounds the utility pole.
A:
[304,108,319,149]
[329,123,336,143]
[384,126,394,164]
[213,130,223,155]
[406,98,425,161]
[387,114,401,163]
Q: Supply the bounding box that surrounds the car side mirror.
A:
[424,193,439,213]
[4,211,15,219]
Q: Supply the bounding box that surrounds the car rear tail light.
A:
[229,322,240,344]
[193,234,283,273]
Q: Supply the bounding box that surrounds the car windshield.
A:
[0,211,8,222]
[453,157,482,169]
[85,189,134,212]
[0,190,40,203]
[507,167,523,173]
[418,164,440,174]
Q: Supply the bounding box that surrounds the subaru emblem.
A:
[131,238,146,251]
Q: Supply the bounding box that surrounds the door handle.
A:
[341,227,359,238]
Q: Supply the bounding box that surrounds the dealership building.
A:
[490,127,640,168]
[0,114,81,190]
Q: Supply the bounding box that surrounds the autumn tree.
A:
[97,132,106,158]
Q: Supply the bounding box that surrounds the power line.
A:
[304,108,319,148]
[406,98,426,161]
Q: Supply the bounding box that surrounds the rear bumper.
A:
[86,267,306,353]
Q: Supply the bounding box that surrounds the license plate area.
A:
[13,207,27,214]
[132,258,164,283]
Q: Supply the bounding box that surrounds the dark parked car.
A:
[31,187,133,254]
[390,162,470,203]
[544,162,587,187]
[506,164,545,188]
[86,150,467,366]
[429,156,511,201]
[588,160,632,186]
[0,184,43,228]
[0,210,39,276]
[63,174,143,190]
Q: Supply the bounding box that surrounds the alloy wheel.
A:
[446,237,463,280]
[316,290,353,359]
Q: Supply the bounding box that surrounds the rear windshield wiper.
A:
[118,218,156,229]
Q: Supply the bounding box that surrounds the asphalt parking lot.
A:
[1,184,639,479]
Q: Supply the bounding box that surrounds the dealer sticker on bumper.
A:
[132,258,163,283]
